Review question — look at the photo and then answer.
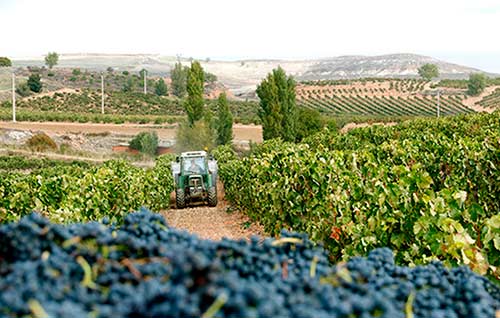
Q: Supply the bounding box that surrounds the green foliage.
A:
[139,68,147,80]
[122,77,136,92]
[256,67,297,142]
[0,157,174,223]
[0,57,12,67]
[72,68,81,76]
[27,73,42,93]
[468,73,487,96]
[216,92,233,145]
[129,131,159,156]
[25,133,58,152]
[44,52,59,69]
[107,67,114,73]
[218,112,500,279]
[418,63,439,81]
[175,120,215,152]
[15,82,31,97]
[171,62,188,98]
[294,107,323,141]
[122,70,129,76]
[0,155,91,171]
[185,61,205,125]
[155,78,168,96]
[204,71,217,84]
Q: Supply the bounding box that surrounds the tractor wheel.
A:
[207,186,217,207]
[176,188,186,209]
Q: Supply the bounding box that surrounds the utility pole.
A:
[101,74,105,114]
[437,90,440,118]
[12,72,16,123]
[143,69,147,94]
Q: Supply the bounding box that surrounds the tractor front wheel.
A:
[176,188,186,209]
[207,186,217,207]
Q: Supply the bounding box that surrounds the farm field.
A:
[296,78,478,116]
[1,105,500,317]
[215,111,500,282]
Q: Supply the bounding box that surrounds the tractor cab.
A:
[171,151,218,208]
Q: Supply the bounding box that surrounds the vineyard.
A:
[215,111,500,280]
[0,155,174,224]
[479,88,500,109]
[0,90,260,124]
[296,79,474,117]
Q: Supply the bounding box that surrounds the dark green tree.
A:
[44,52,59,69]
[185,61,205,125]
[27,73,42,93]
[216,92,233,145]
[129,131,158,157]
[155,78,168,96]
[418,63,439,81]
[0,57,12,67]
[256,66,297,141]
[295,107,323,142]
[171,62,188,98]
[122,77,136,92]
[467,73,487,96]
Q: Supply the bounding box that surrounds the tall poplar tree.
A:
[256,67,296,141]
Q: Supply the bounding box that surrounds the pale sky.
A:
[1,0,499,72]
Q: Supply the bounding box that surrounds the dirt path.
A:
[0,148,155,168]
[0,122,263,142]
[161,185,265,241]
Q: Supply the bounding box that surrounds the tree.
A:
[106,67,114,73]
[139,68,147,80]
[44,52,59,69]
[171,62,188,98]
[295,107,323,142]
[467,73,487,96]
[418,63,439,81]
[0,57,12,67]
[155,78,168,96]
[122,77,136,92]
[27,73,42,93]
[185,61,205,125]
[216,92,233,145]
[175,120,215,152]
[256,66,297,141]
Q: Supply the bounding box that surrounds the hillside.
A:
[7,53,496,98]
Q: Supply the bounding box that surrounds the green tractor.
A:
[171,151,218,209]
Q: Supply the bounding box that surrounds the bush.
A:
[27,73,42,93]
[129,131,159,156]
[25,133,58,152]
[16,82,31,97]
[72,68,81,76]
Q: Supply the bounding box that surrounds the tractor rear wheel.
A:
[176,188,186,209]
[207,186,217,207]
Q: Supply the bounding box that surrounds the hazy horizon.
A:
[1,0,499,72]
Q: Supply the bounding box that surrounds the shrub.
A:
[129,131,159,156]
[16,82,31,97]
[27,74,42,93]
[25,133,58,152]
[72,68,81,76]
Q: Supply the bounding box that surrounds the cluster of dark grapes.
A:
[1,209,498,318]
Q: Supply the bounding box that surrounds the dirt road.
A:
[0,121,263,142]
[161,186,265,241]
